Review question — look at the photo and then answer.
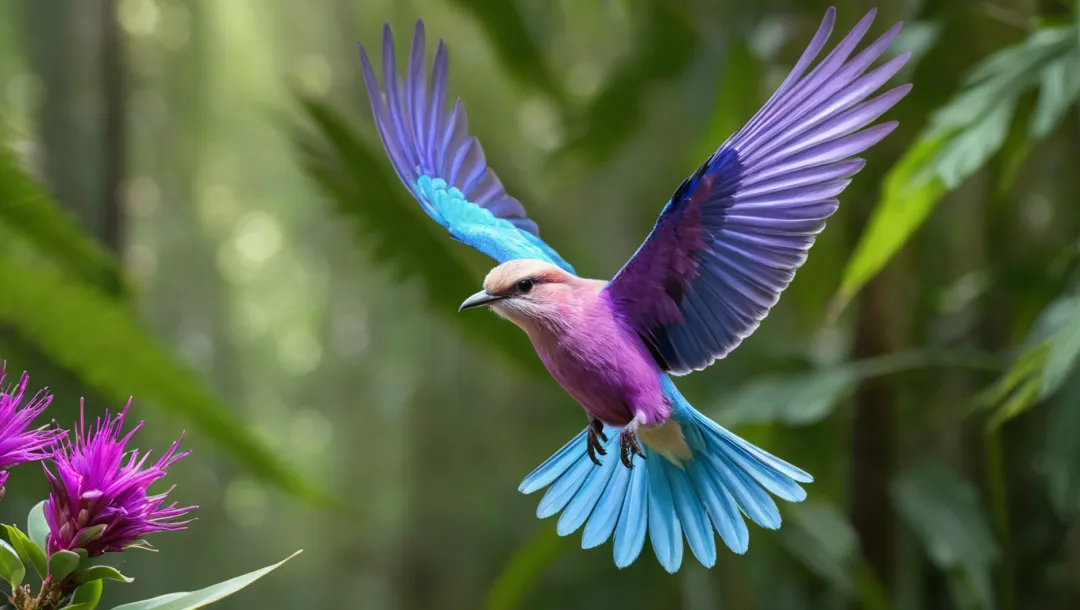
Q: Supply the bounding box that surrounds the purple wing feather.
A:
[360,19,533,231]
[358,20,575,271]
[604,7,911,375]
[361,20,535,232]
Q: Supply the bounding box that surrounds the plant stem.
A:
[985,428,1014,610]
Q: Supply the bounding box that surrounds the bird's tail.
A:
[518,381,812,573]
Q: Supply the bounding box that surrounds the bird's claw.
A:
[587,420,608,466]
[620,427,644,469]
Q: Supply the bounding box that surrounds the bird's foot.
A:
[620,416,645,469]
[587,419,608,466]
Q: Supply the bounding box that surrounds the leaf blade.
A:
[71,579,104,610]
[892,465,999,609]
[484,526,569,610]
[832,25,1078,315]
[0,539,25,588]
[48,550,80,581]
[76,565,133,585]
[27,501,47,553]
[0,256,329,505]
[2,524,46,579]
[1030,50,1080,138]
[108,551,300,610]
[831,131,950,317]
[555,1,698,164]
[446,0,566,105]
[713,349,1001,428]
[0,146,126,292]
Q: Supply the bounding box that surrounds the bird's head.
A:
[458,259,576,329]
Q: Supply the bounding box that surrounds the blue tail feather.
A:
[704,452,782,529]
[687,459,749,553]
[613,456,648,568]
[665,459,717,568]
[519,427,588,494]
[557,443,620,536]
[536,452,593,518]
[645,452,683,572]
[581,460,631,549]
[518,378,811,571]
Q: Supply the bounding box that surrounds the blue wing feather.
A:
[358,20,574,273]
[603,8,910,374]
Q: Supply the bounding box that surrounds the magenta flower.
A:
[0,364,64,499]
[43,400,196,556]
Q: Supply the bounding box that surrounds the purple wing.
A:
[358,21,575,272]
[603,8,911,375]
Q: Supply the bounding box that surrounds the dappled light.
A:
[2,0,1080,609]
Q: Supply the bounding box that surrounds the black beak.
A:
[458,290,504,312]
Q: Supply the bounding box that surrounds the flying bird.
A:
[357,7,911,573]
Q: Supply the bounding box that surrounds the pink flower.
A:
[43,401,195,556]
[0,364,64,499]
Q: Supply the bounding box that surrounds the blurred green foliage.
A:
[1,0,1080,609]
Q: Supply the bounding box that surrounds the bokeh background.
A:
[1,0,1079,608]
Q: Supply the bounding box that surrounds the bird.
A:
[356,6,911,573]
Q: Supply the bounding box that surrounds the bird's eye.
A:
[517,279,534,293]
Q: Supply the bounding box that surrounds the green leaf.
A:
[484,526,569,610]
[0,255,329,505]
[781,502,858,593]
[27,501,47,553]
[1030,50,1080,138]
[2,524,46,579]
[70,579,103,610]
[781,502,894,610]
[291,97,544,378]
[1044,366,1080,518]
[982,292,1080,428]
[833,26,1077,315]
[123,539,156,553]
[831,131,949,316]
[716,367,860,428]
[1033,294,1080,397]
[986,378,1040,429]
[72,525,107,550]
[892,466,999,610]
[556,1,698,163]
[713,350,1000,428]
[935,96,1017,189]
[0,146,126,292]
[447,0,565,105]
[0,539,25,587]
[75,565,133,585]
[108,551,300,610]
[48,550,80,581]
[888,20,942,69]
[109,594,186,610]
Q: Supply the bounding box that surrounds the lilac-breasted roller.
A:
[357,7,911,573]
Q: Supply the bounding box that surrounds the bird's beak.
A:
[458,290,504,312]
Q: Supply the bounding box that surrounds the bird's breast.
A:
[525,304,669,427]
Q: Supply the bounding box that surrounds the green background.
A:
[2,0,1079,608]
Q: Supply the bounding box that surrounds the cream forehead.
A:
[484,260,562,290]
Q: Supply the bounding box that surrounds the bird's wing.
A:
[358,21,574,273]
[603,8,910,375]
